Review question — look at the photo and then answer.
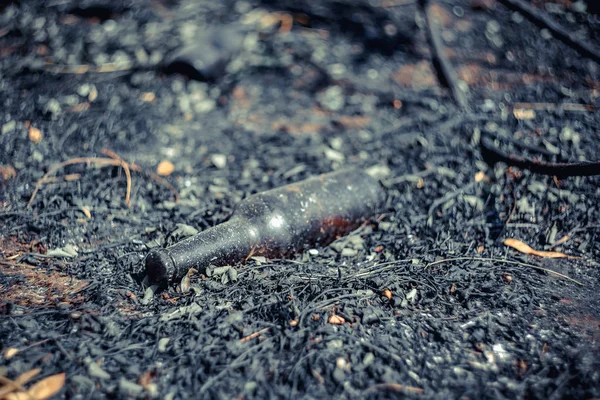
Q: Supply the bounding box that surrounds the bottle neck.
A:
[166,217,258,278]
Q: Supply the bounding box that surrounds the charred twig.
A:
[481,136,600,177]
[548,224,600,250]
[199,339,272,394]
[364,383,424,395]
[424,256,583,286]
[427,181,478,227]
[27,157,132,208]
[102,149,180,204]
[419,0,469,110]
[485,131,556,158]
[513,102,596,113]
[42,60,134,74]
[497,0,600,64]
[380,0,418,7]
[344,260,411,280]
[27,150,180,209]
[130,165,180,204]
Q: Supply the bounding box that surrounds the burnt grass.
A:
[1,0,599,398]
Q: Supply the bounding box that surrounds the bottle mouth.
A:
[145,248,175,285]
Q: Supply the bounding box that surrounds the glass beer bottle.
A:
[145,168,386,285]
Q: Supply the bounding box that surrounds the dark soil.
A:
[1,0,599,398]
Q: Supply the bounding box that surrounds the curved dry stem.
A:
[27,157,130,208]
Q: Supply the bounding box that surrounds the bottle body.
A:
[145,168,386,285]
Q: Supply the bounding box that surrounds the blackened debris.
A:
[0,0,599,398]
[163,25,245,81]
[260,0,414,55]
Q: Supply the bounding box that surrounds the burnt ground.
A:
[0,0,599,398]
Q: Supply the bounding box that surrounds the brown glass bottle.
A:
[145,169,386,285]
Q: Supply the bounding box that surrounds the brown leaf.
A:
[328,314,345,325]
[140,92,156,102]
[88,86,98,102]
[156,160,174,176]
[474,171,488,182]
[513,108,536,120]
[68,102,90,113]
[0,379,19,398]
[15,369,41,386]
[503,238,569,258]
[3,392,30,400]
[138,370,155,388]
[0,164,17,181]
[28,126,43,143]
[392,61,437,90]
[79,205,92,219]
[382,289,392,300]
[3,347,19,360]
[26,373,65,400]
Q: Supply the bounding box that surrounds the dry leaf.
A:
[503,238,569,258]
[3,392,29,400]
[382,289,392,300]
[474,171,487,182]
[140,92,156,102]
[138,370,155,388]
[26,373,65,400]
[0,379,20,398]
[328,314,345,325]
[156,160,174,176]
[550,234,571,249]
[289,319,298,327]
[79,205,91,219]
[3,347,19,360]
[179,274,191,294]
[28,126,43,143]
[513,108,536,120]
[88,86,98,102]
[0,164,17,181]
[68,102,90,113]
[15,369,41,386]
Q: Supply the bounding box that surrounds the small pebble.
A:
[341,248,357,257]
[211,154,227,169]
[317,86,345,111]
[324,148,345,162]
[44,99,62,119]
[194,99,216,113]
[336,357,350,370]
[332,367,346,382]
[119,378,144,395]
[1,120,16,135]
[88,361,111,380]
[141,286,155,305]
